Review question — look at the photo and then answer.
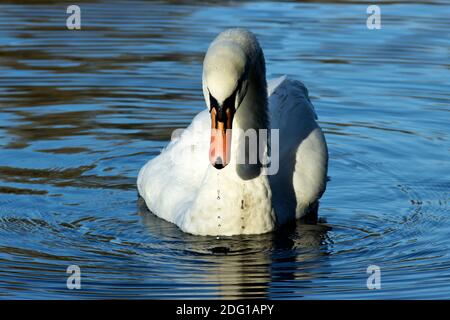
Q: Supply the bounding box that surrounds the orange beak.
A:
[209,107,234,169]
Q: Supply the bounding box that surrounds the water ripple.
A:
[0,0,449,299]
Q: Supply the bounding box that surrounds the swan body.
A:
[137,29,328,236]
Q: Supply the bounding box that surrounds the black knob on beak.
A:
[213,157,225,170]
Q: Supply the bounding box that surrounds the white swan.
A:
[137,28,328,236]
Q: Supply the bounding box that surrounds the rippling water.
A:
[0,0,449,299]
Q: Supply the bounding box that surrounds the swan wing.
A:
[268,76,328,221]
[137,110,211,224]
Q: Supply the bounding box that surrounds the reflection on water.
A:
[138,199,330,299]
[0,0,449,298]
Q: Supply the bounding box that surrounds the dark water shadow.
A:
[137,197,331,298]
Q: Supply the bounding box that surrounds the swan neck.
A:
[234,65,269,132]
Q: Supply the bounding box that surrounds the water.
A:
[0,0,449,299]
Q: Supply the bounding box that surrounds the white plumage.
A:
[138,29,328,236]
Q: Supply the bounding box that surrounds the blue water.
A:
[0,0,449,299]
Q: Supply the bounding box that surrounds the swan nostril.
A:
[213,157,224,170]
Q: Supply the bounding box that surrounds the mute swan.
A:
[137,28,328,236]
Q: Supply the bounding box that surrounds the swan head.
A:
[202,35,251,169]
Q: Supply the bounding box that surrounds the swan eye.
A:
[222,90,236,111]
[207,86,237,122]
[209,91,219,113]
[214,90,236,123]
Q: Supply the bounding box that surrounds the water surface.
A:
[0,0,449,299]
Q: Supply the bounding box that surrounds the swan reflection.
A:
[138,197,330,298]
